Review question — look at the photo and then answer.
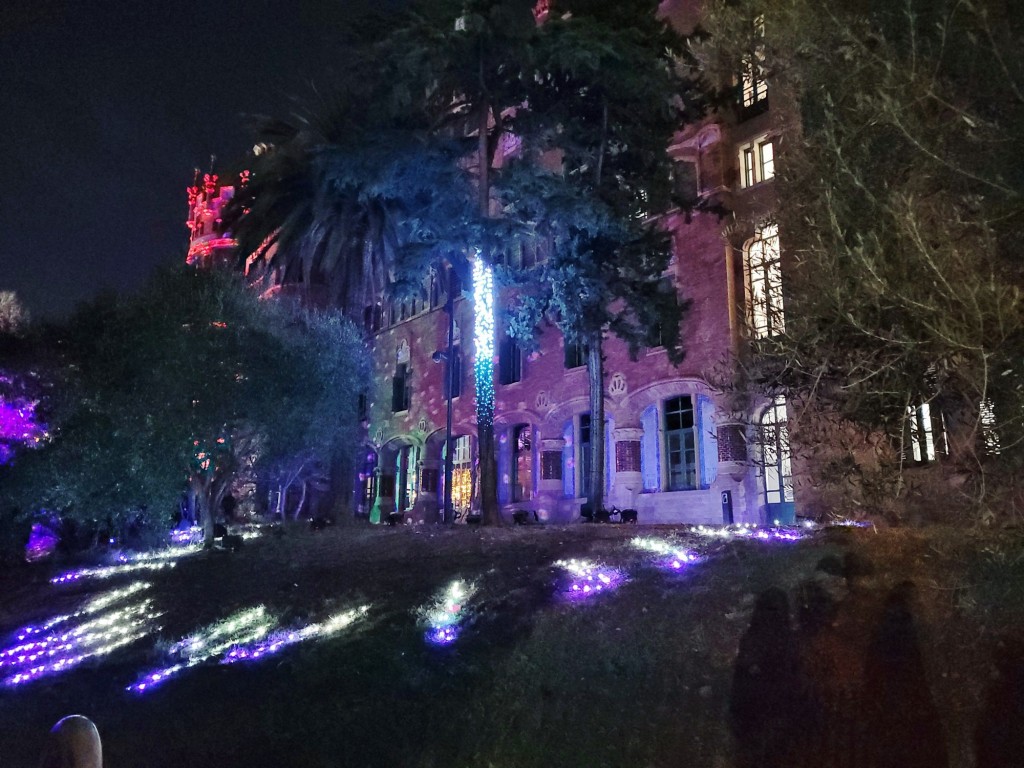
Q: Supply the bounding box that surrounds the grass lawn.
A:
[1,521,1023,767]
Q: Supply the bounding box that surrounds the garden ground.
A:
[1,521,1023,767]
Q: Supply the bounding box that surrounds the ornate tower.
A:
[185,170,247,269]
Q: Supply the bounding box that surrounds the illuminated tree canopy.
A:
[0,268,367,551]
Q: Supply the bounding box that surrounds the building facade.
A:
[356,62,798,526]
[187,2,803,527]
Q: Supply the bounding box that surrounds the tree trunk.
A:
[586,332,606,515]
[194,477,216,548]
[476,100,501,526]
[293,479,308,520]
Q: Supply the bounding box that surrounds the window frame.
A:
[746,223,785,339]
[499,336,523,385]
[738,135,775,189]
[392,363,412,413]
[758,396,794,506]
[564,338,587,370]
[511,424,533,502]
[663,395,698,491]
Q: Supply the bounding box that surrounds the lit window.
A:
[443,435,474,518]
[906,403,947,463]
[664,396,697,491]
[741,62,767,109]
[511,424,533,502]
[740,15,768,110]
[981,398,1001,455]
[739,136,775,188]
[758,397,794,506]
[746,224,785,338]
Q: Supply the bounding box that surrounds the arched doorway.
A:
[758,397,795,523]
[441,434,475,521]
[356,447,378,518]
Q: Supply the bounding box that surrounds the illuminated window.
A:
[442,435,474,519]
[511,424,533,502]
[758,397,794,505]
[740,16,768,112]
[906,403,947,463]
[499,337,522,384]
[739,136,775,188]
[358,450,378,515]
[664,396,697,491]
[746,224,785,338]
[981,398,1001,455]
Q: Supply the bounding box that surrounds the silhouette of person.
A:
[862,581,948,768]
[975,637,1024,767]
[730,587,812,768]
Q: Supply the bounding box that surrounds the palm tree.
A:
[224,104,472,317]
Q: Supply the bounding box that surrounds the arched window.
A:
[758,397,795,520]
[511,424,533,501]
[442,435,474,519]
[358,449,378,516]
[746,224,785,338]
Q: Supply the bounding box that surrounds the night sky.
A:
[0,0,401,321]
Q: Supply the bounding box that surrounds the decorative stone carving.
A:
[541,451,562,480]
[608,372,627,397]
[615,441,641,473]
[396,339,410,364]
[535,390,550,409]
[717,424,748,462]
[417,417,428,433]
